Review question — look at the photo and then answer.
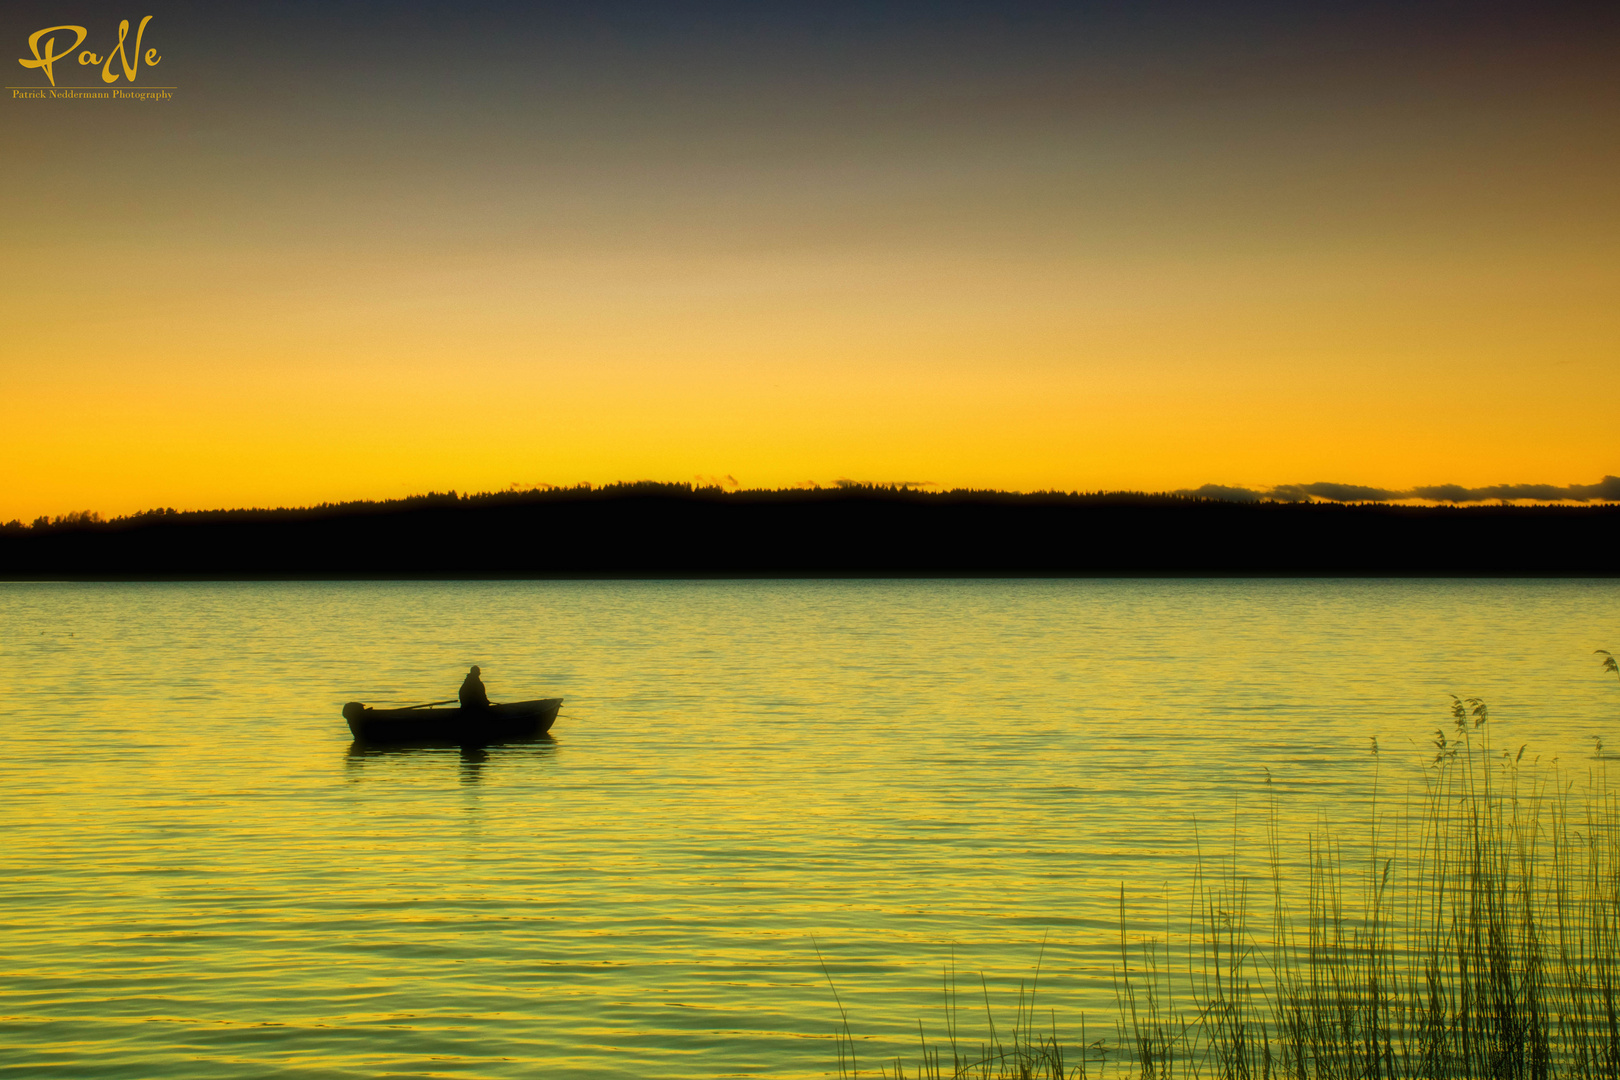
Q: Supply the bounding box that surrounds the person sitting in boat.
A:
[459,665,491,711]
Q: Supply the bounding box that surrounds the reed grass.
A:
[832,700,1620,1080]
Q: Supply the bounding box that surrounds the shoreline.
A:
[4,491,1619,576]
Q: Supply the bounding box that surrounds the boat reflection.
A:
[344,734,558,783]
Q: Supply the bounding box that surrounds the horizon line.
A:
[9,476,1620,531]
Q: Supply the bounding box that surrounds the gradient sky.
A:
[3,1,1617,519]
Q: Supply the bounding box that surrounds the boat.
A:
[342,698,562,744]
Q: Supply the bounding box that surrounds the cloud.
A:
[1180,476,1620,504]
[834,478,937,490]
[694,474,741,491]
[1410,476,1620,503]
[1176,484,1263,502]
[1407,484,1473,502]
[1580,476,1620,501]
[1272,482,1404,503]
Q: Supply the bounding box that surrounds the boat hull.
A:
[343,698,562,744]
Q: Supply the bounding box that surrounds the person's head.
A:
[469,665,481,676]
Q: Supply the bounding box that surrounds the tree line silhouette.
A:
[3,483,1617,576]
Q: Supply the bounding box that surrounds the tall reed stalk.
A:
[836,702,1620,1080]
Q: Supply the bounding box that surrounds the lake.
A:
[2,579,1616,1078]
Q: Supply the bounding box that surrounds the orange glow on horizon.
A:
[3,9,1616,522]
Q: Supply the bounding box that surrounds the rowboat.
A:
[342,698,562,744]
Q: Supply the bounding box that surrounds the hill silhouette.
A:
[2,484,1616,577]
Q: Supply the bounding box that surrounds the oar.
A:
[398,698,458,710]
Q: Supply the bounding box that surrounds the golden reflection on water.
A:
[1,580,1617,1077]
[344,735,560,786]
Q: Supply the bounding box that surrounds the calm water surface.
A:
[2,579,1617,1077]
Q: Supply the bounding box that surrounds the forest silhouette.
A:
[3,483,1617,576]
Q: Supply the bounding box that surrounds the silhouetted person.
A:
[459,665,491,711]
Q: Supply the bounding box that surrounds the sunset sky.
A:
[3,1,1617,520]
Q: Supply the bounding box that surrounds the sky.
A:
[3,1,1617,520]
